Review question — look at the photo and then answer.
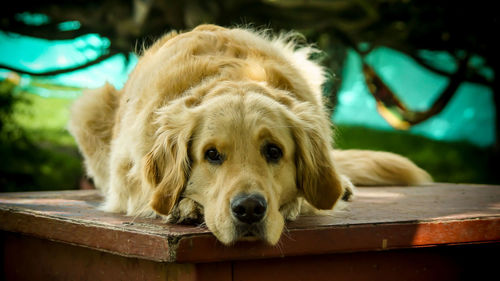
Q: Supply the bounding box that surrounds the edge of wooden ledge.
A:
[1,184,500,263]
[172,217,500,263]
[0,208,175,262]
[2,207,499,263]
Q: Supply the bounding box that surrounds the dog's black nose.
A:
[230,193,267,224]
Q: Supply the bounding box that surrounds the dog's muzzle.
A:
[230,193,267,239]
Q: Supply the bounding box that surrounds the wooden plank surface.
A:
[231,244,499,281]
[1,183,499,263]
[2,232,231,281]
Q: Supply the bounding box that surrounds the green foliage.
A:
[334,125,498,184]
[0,80,83,192]
[0,80,28,142]
[13,91,76,145]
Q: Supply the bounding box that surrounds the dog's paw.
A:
[280,197,302,221]
[165,198,204,224]
[340,175,356,202]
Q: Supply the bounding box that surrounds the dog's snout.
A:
[231,194,267,224]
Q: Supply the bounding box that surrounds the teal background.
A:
[0,32,495,147]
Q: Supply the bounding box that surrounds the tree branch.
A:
[0,16,95,40]
[0,51,121,76]
[408,51,493,87]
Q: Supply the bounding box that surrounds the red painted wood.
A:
[232,244,499,281]
[0,184,499,263]
[194,262,232,281]
[174,218,500,262]
[2,232,190,281]
[0,210,173,261]
[2,232,234,281]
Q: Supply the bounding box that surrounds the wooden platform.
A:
[1,183,499,280]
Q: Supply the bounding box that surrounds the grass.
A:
[334,125,498,184]
[13,93,76,146]
[0,86,496,192]
[0,88,83,192]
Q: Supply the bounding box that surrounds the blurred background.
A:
[0,0,498,192]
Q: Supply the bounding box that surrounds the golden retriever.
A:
[69,24,431,245]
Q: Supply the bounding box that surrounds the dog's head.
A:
[142,82,343,245]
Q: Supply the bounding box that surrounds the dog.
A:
[69,24,431,245]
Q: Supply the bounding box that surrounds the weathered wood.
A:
[2,232,176,281]
[2,232,233,281]
[1,184,499,264]
[231,243,499,281]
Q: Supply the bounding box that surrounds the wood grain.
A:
[1,183,499,263]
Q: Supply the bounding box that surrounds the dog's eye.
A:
[205,148,224,164]
[262,143,283,163]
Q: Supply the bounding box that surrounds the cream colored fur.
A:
[332,149,432,186]
[69,25,431,245]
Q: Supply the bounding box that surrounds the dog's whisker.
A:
[273,236,285,256]
[280,225,294,242]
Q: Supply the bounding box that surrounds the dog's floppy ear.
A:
[286,102,344,210]
[142,101,199,215]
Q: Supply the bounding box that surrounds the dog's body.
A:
[69,25,431,245]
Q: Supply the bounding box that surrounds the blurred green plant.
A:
[0,80,83,192]
[0,79,27,141]
[335,125,498,184]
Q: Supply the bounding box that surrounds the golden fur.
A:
[69,25,432,245]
